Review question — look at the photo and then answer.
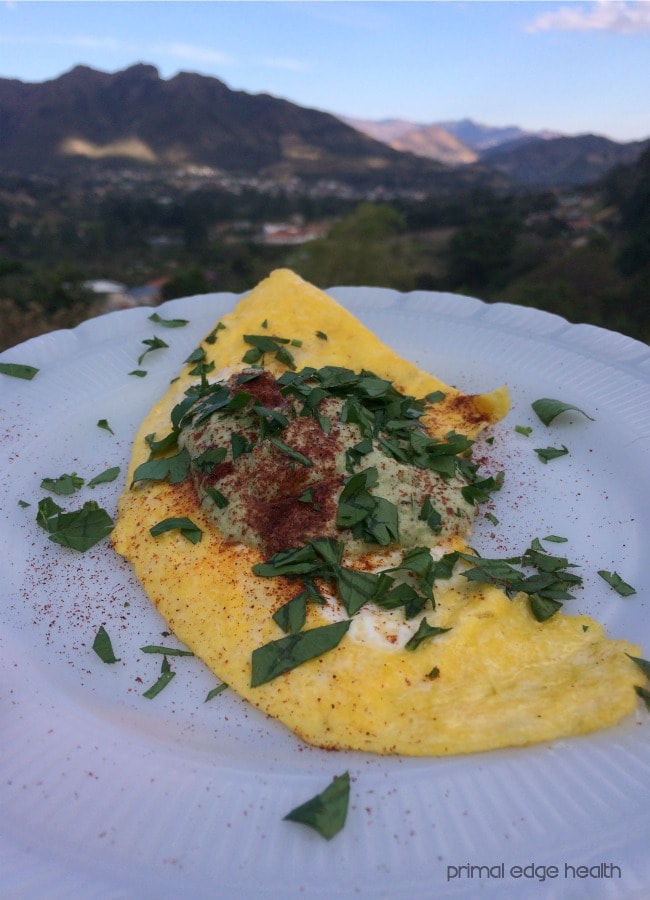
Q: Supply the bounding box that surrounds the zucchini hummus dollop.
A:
[178,367,476,557]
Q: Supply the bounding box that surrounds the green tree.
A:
[161,266,210,301]
[445,212,522,294]
[289,202,412,288]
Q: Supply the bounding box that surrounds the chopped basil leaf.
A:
[149,312,189,328]
[138,336,169,365]
[336,468,399,546]
[457,542,582,620]
[36,497,114,551]
[336,566,384,616]
[427,666,440,680]
[251,620,351,686]
[129,369,148,377]
[531,398,594,426]
[284,772,350,840]
[268,436,313,467]
[88,466,121,488]
[529,595,563,622]
[515,425,532,436]
[92,625,120,663]
[315,330,328,341]
[627,654,650,681]
[627,655,650,709]
[140,644,195,656]
[205,321,226,344]
[0,361,39,380]
[18,499,30,508]
[534,445,569,463]
[131,448,191,485]
[405,618,450,650]
[336,469,377,528]
[461,472,503,504]
[206,487,229,509]
[543,534,568,543]
[97,419,114,434]
[273,591,309,634]
[598,570,636,596]
[143,656,176,698]
[419,495,442,533]
[150,517,203,544]
[231,431,253,460]
[185,347,206,364]
[243,334,297,370]
[40,472,85,495]
[193,447,228,472]
[425,390,445,404]
[205,683,229,702]
[484,511,499,526]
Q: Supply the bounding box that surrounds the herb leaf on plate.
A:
[92,625,120,663]
[531,398,594,426]
[599,570,636,596]
[284,772,350,839]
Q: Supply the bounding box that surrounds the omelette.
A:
[112,269,646,756]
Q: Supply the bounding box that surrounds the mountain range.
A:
[341,116,560,165]
[0,64,648,190]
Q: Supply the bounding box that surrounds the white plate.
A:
[1,287,649,900]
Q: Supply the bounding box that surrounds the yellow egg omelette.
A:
[112,269,646,755]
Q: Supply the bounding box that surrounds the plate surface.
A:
[1,286,649,899]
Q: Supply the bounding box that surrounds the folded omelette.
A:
[112,269,645,755]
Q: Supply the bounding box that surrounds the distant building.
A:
[82,279,131,310]
[82,277,167,311]
[260,222,328,245]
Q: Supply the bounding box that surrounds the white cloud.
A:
[526,1,650,34]
[260,56,309,73]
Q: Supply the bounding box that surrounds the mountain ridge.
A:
[0,64,648,189]
[0,64,503,194]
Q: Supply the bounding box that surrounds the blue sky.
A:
[1,1,649,141]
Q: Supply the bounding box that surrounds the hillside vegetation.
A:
[1,147,649,352]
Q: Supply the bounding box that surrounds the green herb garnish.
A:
[40,472,85,495]
[140,645,195,656]
[531,398,594,426]
[205,321,226,344]
[132,449,191,486]
[0,361,39,380]
[149,312,189,328]
[97,419,114,434]
[138,336,169,365]
[143,656,176,698]
[598,570,636,596]
[251,620,351,686]
[88,466,120,488]
[36,497,114,551]
[150,517,202,544]
[457,541,582,622]
[534,445,569,463]
[284,772,350,840]
[205,683,228,701]
[92,625,120,663]
[627,655,650,710]
[242,334,297,370]
[404,618,450,650]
